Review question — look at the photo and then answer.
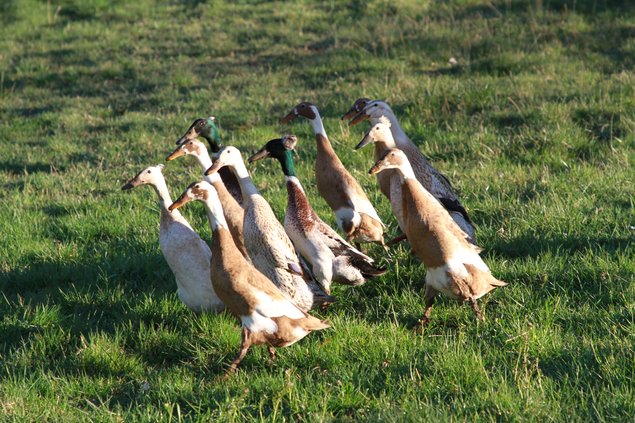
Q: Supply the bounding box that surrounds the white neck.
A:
[371,111,407,146]
[203,193,228,231]
[379,131,397,148]
[228,159,259,201]
[396,162,416,182]
[152,177,179,215]
[285,175,304,193]
[309,109,328,138]
[194,152,222,185]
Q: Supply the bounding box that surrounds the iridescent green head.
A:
[175,116,222,152]
[248,135,298,177]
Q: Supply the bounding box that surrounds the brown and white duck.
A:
[166,139,248,258]
[280,102,385,247]
[205,146,332,311]
[369,149,506,326]
[248,135,386,294]
[348,100,476,242]
[169,181,328,376]
[121,164,224,313]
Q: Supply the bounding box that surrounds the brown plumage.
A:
[169,181,329,376]
[370,149,506,327]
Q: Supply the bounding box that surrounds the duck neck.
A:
[396,162,417,183]
[195,153,223,185]
[152,177,178,215]
[202,194,228,232]
[309,111,336,156]
[228,161,259,202]
[202,126,222,153]
[277,151,297,177]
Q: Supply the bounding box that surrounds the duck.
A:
[205,146,332,312]
[347,100,476,242]
[169,181,328,376]
[175,116,243,205]
[248,135,387,294]
[369,149,506,327]
[280,102,385,247]
[166,139,248,259]
[120,164,224,313]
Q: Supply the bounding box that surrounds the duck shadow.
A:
[0,240,210,371]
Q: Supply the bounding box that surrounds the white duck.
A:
[205,146,332,311]
[121,164,224,313]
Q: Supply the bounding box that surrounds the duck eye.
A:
[147,170,151,174]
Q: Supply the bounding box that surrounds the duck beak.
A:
[166,147,185,161]
[168,192,191,211]
[205,159,224,176]
[368,161,384,175]
[176,127,198,146]
[349,111,370,126]
[356,130,374,150]
[279,110,298,124]
[247,147,270,163]
[121,179,139,191]
[341,107,358,121]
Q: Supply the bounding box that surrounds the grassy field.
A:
[1,0,634,420]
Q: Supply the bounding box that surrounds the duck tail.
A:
[301,315,330,331]
[464,263,507,291]
[352,257,387,278]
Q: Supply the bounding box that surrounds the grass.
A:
[1,0,634,420]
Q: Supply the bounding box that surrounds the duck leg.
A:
[469,297,484,322]
[416,286,437,333]
[224,327,253,378]
[267,346,276,362]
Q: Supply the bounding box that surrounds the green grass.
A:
[1,0,634,420]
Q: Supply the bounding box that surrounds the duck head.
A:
[248,135,298,176]
[368,148,408,175]
[121,164,165,190]
[204,146,243,176]
[341,98,372,120]
[166,138,208,161]
[349,100,393,126]
[176,116,222,152]
[356,118,393,150]
[168,180,215,211]
[248,134,297,163]
[279,102,318,123]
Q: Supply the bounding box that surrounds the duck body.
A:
[206,147,332,312]
[284,176,386,293]
[166,139,248,258]
[281,102,385,246]
[169,181,328,375]
[351,101,476,242]
[121,165,223,313]
[248,136,386,293]
[370,150,505,324]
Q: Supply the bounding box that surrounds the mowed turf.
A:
[1,0,634,420]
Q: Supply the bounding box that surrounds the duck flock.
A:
[121,99,506,377]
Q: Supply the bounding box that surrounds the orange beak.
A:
[205,159,224,176]
[168,192,191,211]
[166,147,186,161]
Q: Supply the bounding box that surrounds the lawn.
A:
[0,0,634,420]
